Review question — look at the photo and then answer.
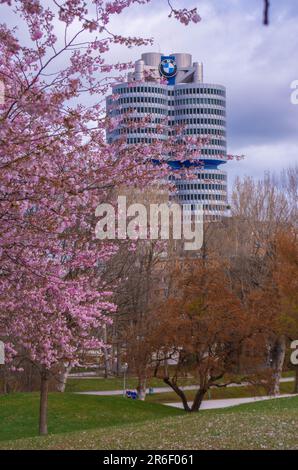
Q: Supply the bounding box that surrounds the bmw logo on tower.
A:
[159,56,177,84]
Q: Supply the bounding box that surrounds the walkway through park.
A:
[77,377,294,410]
[164,394,298,410]
[77,384,200,396]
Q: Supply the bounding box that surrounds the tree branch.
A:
[263,0,270,25]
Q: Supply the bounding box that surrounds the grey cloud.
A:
[2,0,298,185]
[106,0,298,183]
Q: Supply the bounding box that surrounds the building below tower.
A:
[106,52,228,218]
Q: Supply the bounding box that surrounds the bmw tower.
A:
[106,52,228,218]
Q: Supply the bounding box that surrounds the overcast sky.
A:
[2,0,298,190]
[105,0,298,187]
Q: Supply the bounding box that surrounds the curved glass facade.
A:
[106,53,228,218]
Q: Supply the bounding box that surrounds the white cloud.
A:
[106,0,298,185]
[228,141,298,186]
[2,0,298,185]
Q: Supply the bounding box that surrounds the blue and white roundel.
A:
[159,57,177,78]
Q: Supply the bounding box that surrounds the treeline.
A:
[1,167,297,413]
[102,167,298,410]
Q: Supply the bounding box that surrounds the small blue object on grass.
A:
[126,390,138,400]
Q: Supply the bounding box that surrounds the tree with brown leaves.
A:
[152,253,268,411]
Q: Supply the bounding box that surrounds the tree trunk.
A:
[110,324,118,376]
[294,367,298,394]
[56,364,71,392]
[163,377,191,411]
[115,342,120,377]
[39,370,49,436]
[269,335,286,395]
[191,388,206,412]
[25,363,33,392]
[102,325,111,378]
[164,359,169,377]
[137,377,147,401]
[1,366,7,394]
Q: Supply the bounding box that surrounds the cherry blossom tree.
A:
[0,0,201,434]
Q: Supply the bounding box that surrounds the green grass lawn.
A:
[0,392,183,443]
[65,376,196,392]
[1,396,298,450]
[282,370,296,378]
[0,373,296,449]
[65,371,295,393]
[65,376,295,403]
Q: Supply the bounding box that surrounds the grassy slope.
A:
[65,371,295,393]
[65,376,195,392]
[0,393,183,442]
[66,379,295,403]
[1,396,298,450]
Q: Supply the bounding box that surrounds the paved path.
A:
[76,377,294,396]
[69,372,98,377]
[164,394,297,410]
[77,385,199,396]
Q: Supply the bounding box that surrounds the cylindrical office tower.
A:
[106,53,228,218]
[173,82,227,217]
